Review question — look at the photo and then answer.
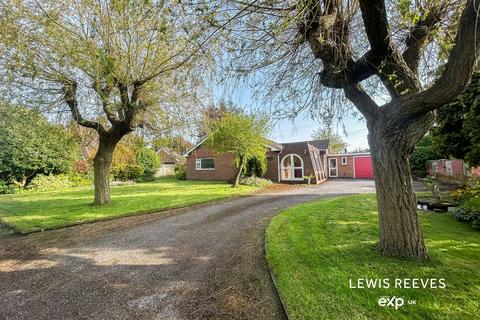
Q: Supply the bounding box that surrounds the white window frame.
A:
[195,158,215,171]
[281,154,304,181]
[329,158,338,177]
[341,156,348,165]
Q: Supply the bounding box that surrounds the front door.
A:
[328,158,338,177]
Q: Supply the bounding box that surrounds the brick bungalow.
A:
[183,138,375,183]
[183,138,330,184]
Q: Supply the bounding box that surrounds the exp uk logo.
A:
[378,296,417,310]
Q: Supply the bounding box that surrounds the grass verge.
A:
[266,194,480,320]
[0,178,257,233]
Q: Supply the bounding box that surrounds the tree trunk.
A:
[368,112,434,259]
[233,156,245,187]
[93,131,125,205]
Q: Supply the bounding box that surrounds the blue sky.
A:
[214,83,370,151]
[271,116,369,151]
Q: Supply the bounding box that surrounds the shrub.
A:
[452,177,480,202]
[245,156,267,177]
[452,201,480,230]
[29,174,73,191]
[113,143,137,166]
[451,179,480,230]
[410,135,439,177]
[112,164,144,181]
[0,103,79,186]
[28,173,93,191]
[136,148,160,178]
[68,172,93,187]
[240,176,273,187]
[0,180,16,194]
[175,161,186,180]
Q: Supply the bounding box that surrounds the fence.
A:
[155,164,176,177]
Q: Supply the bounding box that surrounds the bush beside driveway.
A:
[266,194,480,320]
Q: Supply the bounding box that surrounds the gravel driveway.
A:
[0,180,375,320]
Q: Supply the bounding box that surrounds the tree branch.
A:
[358,0,391,57]
[313,0,423,97]
[396,0,480,118]
[402,3,447,73]
[62,81,105,132]
[93,81,121,125]
[358,0,422,96]
[342,82,378,118]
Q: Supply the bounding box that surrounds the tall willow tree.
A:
[225,0,480,258]
[0,0,216,204]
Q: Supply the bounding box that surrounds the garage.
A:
[326,153,374,179]
[353,156,374,179]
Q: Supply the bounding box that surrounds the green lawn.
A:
[266,194,480,320]
[0,178,257,233]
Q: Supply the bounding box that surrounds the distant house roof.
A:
[157,147,181,163]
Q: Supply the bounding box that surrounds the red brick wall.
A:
[427,159,466,178]
[326,155,354,178]
[264,150,280,182]
[186,145,236,181]
[472,166,480,177]
[451,160,465,178]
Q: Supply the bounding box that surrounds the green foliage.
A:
[311,128,348,153]
[29,174,74,192]
[29,173,91,192]
[152,136,192,155]
[110,139,144,182]
[452,177,480,202]
[431,72,480,167]
[453,198,480,230]
[451,177,480,230]
[136,148,161,178]
[0,181,16,194]
[452,199,480,230]
[111,164,144,181]
[240,176,273,188]
[244,156,267,177]
[0,0,215,138]
[112,142,138,167]
[0,104,79,185]
[111,139,159,181]
[397,0,421,25]
[175,160,187,180]
[206,111,271,175]
[410,135,440,177]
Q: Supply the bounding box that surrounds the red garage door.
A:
[354,156,374,179]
